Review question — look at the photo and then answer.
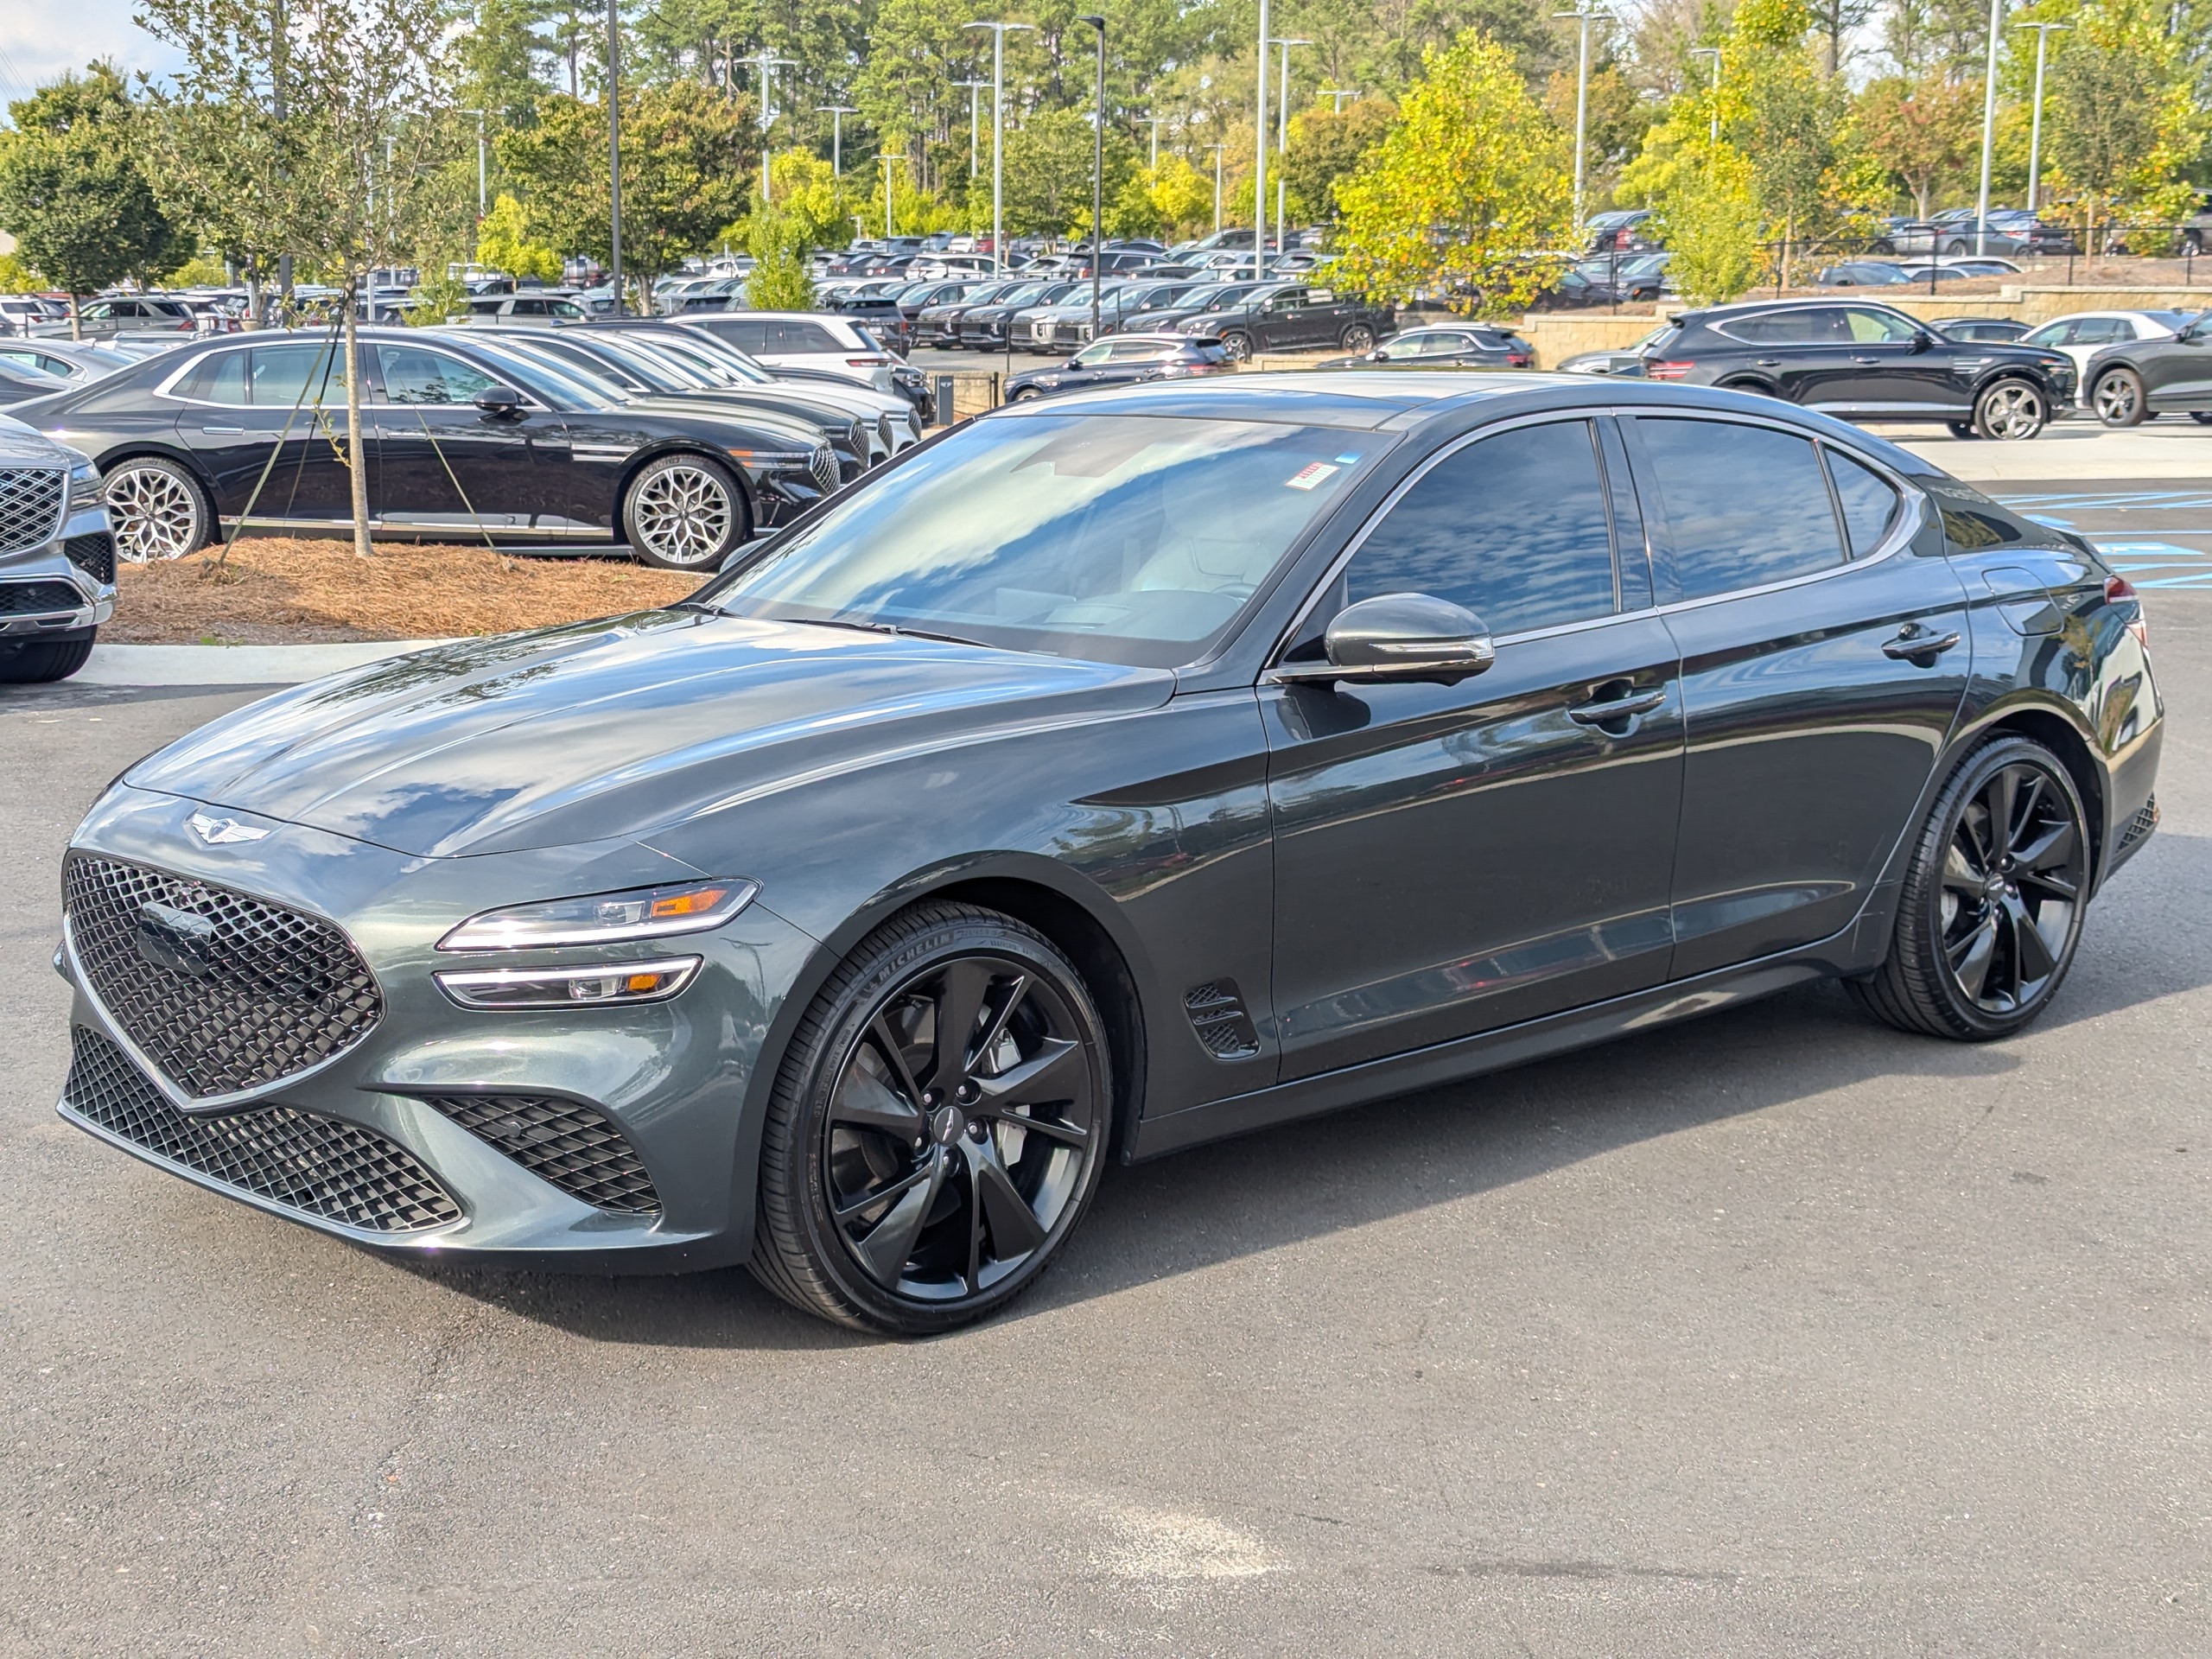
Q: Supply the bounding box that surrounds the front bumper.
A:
[1,503,116,643]
[54,785,819,1272]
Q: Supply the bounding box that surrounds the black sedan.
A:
[49,372,2161,1338]
[1001,334,1233,400]
[2082,313,2212,424]
[13,327,842,569]
[1636,300,2075,438]
[1319,324,1532,370]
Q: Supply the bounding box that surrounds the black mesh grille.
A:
[1185,981,1262,1060]
[64,1027,460,1233]
[419,1093,661,1213]
[2120,794,2159,852]
[65,855,383,1100]
[65,531,117,584]
[0,580,83,617]
[0,467,66,554]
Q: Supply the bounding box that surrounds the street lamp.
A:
[879,152,905,238]
[1688,46,1721,147]
[1268,37,1310,254]
[1252,0,1268,274]
[965,22,1036,275]
[607,0,622,315]
[459,108,486,221]
[1139,114,1166,170]
[1319,86,1354,112]
[1205,142,1224,232]
[954,79,990,178]
[2014,22,2069,214]
[817,105,855,176]
[1080,15,1106,343]
[1554,3,1606,231]
[1973,0,2008,256]
[746,49,799,205]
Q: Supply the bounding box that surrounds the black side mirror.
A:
[474,384,524,416]
[1273,593,1497,687]
[1368,347,1389,361]
[1910,331,1936,353]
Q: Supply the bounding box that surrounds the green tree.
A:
[475,190,561,278]
[1850,71,1979,218]
[1726,0,1842,279]
[1001,108,1107,236]
[499,81,752,293]
[2044,0,2205,250]
[1281,97,1397,226]
[0,66,188,336]
[1652,146,1765,300]
[1332,30,1573,317]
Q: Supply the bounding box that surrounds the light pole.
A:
[1080,16,1106,340]
[955,79,990,178]
[1688,46,1720,147]
[747,50,799,204]
[1974,0,2007,255]
[965,22,1036,274]
[607,0,622,314]
[1206,142,1224,232]
[1253,0,1268,274]
[1139,114,1166,170]
[879,152,905,238]
[460,108,486,221]
[817,105,855,175]
[2014,22,2069,214]
[1554,3,1605,231]
[1319,86,1354,112]
[1268,37,1310,254]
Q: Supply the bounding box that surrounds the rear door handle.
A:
[1883,626,1961,664]
[1568,687,1668,727]
[1852,354,1882,363]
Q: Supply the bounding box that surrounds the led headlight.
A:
[68,459,105,512]
[435,957,702,1009]
[436,879,758,951]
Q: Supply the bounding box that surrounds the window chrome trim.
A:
[1262,403,1929,678]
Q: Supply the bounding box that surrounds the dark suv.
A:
[1165,283,1394,361]
[1637,300,2076,440]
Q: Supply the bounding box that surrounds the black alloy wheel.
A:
[1217,330,1254,363]
[1850,736,2090,1040]
[1974,378,2048,440]
[1338,322,1377,353]
[753,903,1111,1334]
[2093,367,2147,427]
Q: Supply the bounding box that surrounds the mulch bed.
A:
[106,537,705,645]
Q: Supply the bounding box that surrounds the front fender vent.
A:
[1185,980,1262,1061]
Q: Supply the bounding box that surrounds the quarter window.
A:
[1637,418,1845,597]
[172,348,252,404]
[1825,448,1904,557]
[1342,420,1620,635]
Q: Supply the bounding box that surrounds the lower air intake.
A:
[418,1093,661,1214]
[63,1026,461,1234]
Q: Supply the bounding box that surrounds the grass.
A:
[107,537,705,645]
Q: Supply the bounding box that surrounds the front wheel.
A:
[2093,368,2146,427]
[1974,378,2047,440]
[1007,386,1044,403]
[750,902,1114,1335]
[1338,321,1376,353]
[1848,736,2090,1040]
[621,453,750,571]
[0,630,95,683]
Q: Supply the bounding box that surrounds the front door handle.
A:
[1852,354,1882,363]
[1754,357,1782,367]
[1568,686,1668,728]
[199,425,245,434]
[1882,625,1962,664]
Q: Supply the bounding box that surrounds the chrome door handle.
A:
[1754,357,1782,367]
[199,425,245,434]
[1852,354,1881,363]
[1568,688,1668,726]
[1883,626,1961,664]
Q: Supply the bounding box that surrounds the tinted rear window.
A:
[1826,449,1904,557]
[1637,417,1845,597]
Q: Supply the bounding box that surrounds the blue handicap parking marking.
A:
[2089,540,2212,586]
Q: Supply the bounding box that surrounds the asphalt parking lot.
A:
[4,466,2210,1656]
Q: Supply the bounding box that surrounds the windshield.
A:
[696,413,1375,668]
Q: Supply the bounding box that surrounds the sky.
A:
[0,0,187,105]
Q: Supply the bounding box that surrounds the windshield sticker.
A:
[1286,461,1340,491]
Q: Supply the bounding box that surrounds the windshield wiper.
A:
[804,615,990,650]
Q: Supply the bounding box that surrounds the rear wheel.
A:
[0,632,95,683]
[1946,421,1981,440]
[1974,378,2047,440]
[104,457,211,562]
[2190,410,2212,426]
[1217,330,1254,364]
[2092,368,2146,427]
[621,453,750,571]
[1007,386,1044,403]
[751,902,1114,1335]
[1718,376,1780,399]
[1848,736,2090,1041]
[1338,321,1376,353]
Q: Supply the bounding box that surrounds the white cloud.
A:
[0,0,188,102]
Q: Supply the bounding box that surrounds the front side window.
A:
[1637,417,1845,598]
[1340,420,1619,635]
[698,413,1372,668]
[373,344,499,404]
[2023,321,2072,346]
[1844,308,1921,343]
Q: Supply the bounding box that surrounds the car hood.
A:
[126,611,1177,859]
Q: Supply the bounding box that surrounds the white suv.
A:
[688,312,899,396]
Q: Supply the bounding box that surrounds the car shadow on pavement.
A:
[400,830,2209,1347]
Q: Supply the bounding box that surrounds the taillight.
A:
[846,355,889,366]
[1508,353,1533,367]
[1644,359,1693,381]
[2107,574,2150,649]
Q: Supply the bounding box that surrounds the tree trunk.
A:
[344,276,371,559]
